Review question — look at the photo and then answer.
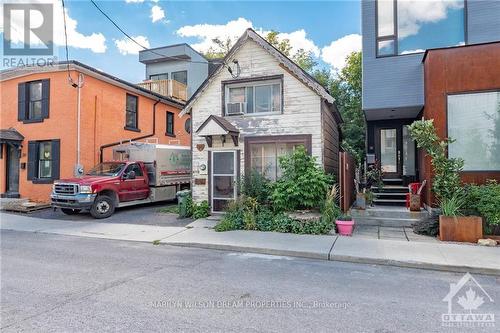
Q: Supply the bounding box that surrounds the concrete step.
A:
[353,216,417,227]
[374,192,406,196]
[350,207,430,220]
[371,186,408,193]
[373,198,407,205]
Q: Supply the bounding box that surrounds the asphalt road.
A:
[6,200,192,227]
[1,230,499,332]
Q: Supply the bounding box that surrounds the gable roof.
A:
[181,28,335,116]
[196,115,239,135]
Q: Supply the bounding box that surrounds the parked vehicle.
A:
[51,142,190,218]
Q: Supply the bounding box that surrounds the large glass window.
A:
[248,141,305,181]
[149,73,168,81]
[172,70,187,85]
[226,80,281,115]
[448,91,500,171]
[376,0,465,56]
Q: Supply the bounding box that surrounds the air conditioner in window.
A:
[226,102,246,115]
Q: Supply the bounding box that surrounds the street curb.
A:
[329,255,500,277]
[164,242,329,260]
[164,242,500,276]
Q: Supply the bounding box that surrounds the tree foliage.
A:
[327,52,365,164]
[271,146,332,211]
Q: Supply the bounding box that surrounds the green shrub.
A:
[271,146,331,211]
[240,170,271,204]
[214,196,259,232]
[185,194,193,217]
[192,200,210,219]
[408,120,464,203]
[214,214,242,232]
[290,218,333,235]
[464,180,500,232]
[255,207,275,231]
[270,213,295,233]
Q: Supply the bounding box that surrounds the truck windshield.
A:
[87,162,126,176]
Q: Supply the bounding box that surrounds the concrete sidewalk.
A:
[1,213,499,275]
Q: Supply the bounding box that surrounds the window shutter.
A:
[27,141,38,180]
[18,82,27,121]
[51,140,60,180]
[41,79,50,119]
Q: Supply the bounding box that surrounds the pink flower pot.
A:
[336,220,354,236]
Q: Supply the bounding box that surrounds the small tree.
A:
[407,119,464,203]
[271,146,331,211]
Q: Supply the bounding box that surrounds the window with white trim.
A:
[225,79,281,115]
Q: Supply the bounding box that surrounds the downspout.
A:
[75,73,85,176]
[99,99,160,163]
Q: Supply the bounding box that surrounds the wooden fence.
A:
[339,151,356,213]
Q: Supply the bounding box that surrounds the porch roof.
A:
[0,128,24,143]
[196,115,239,147]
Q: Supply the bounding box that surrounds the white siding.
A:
[190,39,322,202]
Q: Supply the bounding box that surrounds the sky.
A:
[0,0,362,83]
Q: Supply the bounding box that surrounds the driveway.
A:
[3,201,192,227]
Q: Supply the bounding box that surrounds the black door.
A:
[5,144,20,197]
[375,127,402,179]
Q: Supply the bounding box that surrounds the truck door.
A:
[120,163,149,201]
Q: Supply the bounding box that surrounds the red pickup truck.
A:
[51,142,191,218]
[51,161,153,218]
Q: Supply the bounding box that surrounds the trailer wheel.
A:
[61,208,81,215]
[90,195,115,219]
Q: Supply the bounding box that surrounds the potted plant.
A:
[336,214,354,236]
[438,193,483,243]
[408,120,483,243]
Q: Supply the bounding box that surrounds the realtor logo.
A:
[3,3,54,55]
[442,272,495,328]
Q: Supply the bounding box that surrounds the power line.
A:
[89,0,224,66]
[61,0,74,84]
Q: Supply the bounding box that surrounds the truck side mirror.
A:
[127,170,136,180]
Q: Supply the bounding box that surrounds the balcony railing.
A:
[137,79,187,101]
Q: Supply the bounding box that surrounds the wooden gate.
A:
[339,151,355,213]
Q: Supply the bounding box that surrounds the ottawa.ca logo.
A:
[442,273,495,328]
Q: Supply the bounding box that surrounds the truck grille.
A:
[54,183,79,195]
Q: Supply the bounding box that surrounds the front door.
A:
[376,125,417,181]
[211,151,237,212]
[377,128,401,178]
[5,144,20,197]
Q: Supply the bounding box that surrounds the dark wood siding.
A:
[321,100,340,179]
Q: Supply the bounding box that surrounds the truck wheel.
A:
[61,208,81,215]
[90,195,115,219]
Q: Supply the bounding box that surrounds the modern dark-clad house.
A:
[362,0,500,207]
